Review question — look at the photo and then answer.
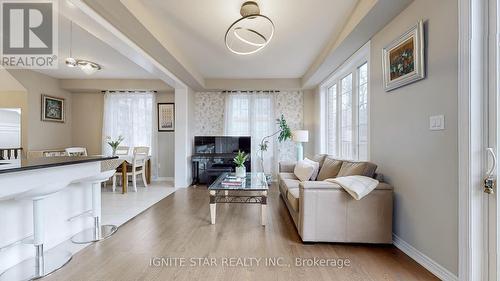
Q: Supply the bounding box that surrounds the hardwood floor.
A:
[43,184,439,281]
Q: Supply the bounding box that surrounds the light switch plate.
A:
[429,115,445,131]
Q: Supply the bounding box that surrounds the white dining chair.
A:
[65,147,88,156]
[112,146,149,192]
[115,146,130,156]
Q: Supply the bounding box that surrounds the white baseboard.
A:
[152,177,174,182]
[392,234,457,281]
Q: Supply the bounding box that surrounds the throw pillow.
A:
[293,160,315,181]
[316,157,343,181]
[311,154,327,168]
[303,158,320,180]
[337,161,377,178]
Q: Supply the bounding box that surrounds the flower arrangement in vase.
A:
[105,135,124,156]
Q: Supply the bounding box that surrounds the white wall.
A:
[156,92,175,178]
[7,70,73,151]
[174,87,191,188]
[303,89,318,158]
[370,0,458,275]
[71,92,103,155]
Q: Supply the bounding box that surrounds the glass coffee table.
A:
[208,172,268,226]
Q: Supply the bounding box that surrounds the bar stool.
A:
[0,181,72,281]
[71,170,117,243]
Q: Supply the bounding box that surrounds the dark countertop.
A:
[0,156,118,174]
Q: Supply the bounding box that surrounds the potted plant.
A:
[105,135,124,156]
[233,150,248,178]
[258,114,292,175]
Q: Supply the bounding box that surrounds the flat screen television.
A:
[194,136,251,155]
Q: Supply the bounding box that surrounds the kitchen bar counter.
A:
[0,156,116,174]
[0,156,115,273]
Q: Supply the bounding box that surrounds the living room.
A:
[0,0,494,280]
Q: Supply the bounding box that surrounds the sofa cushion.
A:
[278,172,298,181]
[294,160,315,181]
[286,188,300,212]
[316,157,343,180]
[283,179,300,190]
[337,161,377,178]
[279,177,300,197]
[311,154,327,168]
[304,158,320,180]
[279,161,297,173]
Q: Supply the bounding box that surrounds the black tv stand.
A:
[191,153,251,186]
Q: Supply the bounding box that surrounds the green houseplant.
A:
[233,150,248,178]
[258,114,292,175]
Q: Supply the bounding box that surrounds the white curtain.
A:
[102,91,158,177]
[224,91,277,175]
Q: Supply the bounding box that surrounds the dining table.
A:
[101,155,151,194]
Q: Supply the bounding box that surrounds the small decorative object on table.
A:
[222,175,244,186]
[105,135,124,156]
[233,150,248,178]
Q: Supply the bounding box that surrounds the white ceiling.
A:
[34,15,156,79]
[120,0,359,79]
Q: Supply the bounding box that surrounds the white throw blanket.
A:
[325,176,379,200]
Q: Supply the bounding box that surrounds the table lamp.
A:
[292,130,309,161]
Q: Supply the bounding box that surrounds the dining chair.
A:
[65,147,88,156]
[115,146,130,156]
[112,146,149,192]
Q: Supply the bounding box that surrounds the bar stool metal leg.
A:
[71,179,117,244]
[0,198,72,281]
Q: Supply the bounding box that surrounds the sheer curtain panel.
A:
[102,91,157,177]
[224,91,276,175]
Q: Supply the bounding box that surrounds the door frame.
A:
[458,0,495,280]
[487,0,499,279]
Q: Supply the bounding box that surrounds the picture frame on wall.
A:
[41,94,65,122]
[158,103,175,132]
[382,20,425,92]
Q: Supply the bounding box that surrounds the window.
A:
[357,63,369,160]
[327,85,337,156]
[224,92,276,174]
[321,43,369,160]
[102,91,155,156]
[340,74,353,159]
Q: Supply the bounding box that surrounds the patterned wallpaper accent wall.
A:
[194,91,303,162]
[276,91,303,162]
[194,92,225,135]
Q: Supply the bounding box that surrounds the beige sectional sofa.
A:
[278,155,393,244]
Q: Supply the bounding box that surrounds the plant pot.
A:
[235,166,246,178]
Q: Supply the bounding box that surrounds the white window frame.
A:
[320,42,370,160]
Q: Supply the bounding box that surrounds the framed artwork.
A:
[158,103,175,132]
[383,20,425,92]
[41,94,65,122]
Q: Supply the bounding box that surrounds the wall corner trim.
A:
[392,234,458,281]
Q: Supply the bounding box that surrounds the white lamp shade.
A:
[292,130,309,142]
